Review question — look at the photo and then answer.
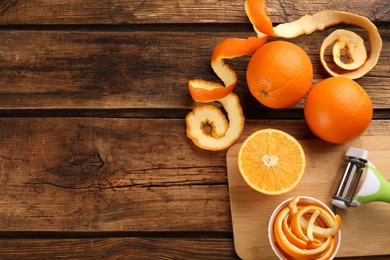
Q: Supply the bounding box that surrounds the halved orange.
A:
[238,129,306,195]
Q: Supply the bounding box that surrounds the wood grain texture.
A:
[0,0,387,24]
[0,118,229,231]
[0,237,387,259]
[0,237,237,259]
[0,26,388,111]
[0,118,388,233]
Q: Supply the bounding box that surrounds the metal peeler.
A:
[331,147,390,213]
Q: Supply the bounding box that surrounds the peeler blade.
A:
[331,147,368,210]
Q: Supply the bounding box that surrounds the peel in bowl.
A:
[268,196,341,260]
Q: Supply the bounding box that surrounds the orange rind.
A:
[289,197,342,239]
[245,0,382,79]
[186,37,267,151]
[245,0,275,38]
[325,29,366,71]
[186,91,244,151]
[282,211,310,249]
[189,37,268,102]
[272,196,341,259]
[317,235,339,260]
[274,207,333,259]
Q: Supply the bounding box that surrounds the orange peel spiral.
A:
[186,37,267,150]
[188,37,268,102]
[245,0,382,79]
[274,206,333,259]
[273,196,341,259]
[186,91,244,151]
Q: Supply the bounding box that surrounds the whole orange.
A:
[246,41,313,109]
[304,77,373,144]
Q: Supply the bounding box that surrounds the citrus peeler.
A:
[331,147,390,212]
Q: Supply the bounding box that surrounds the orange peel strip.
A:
[245,0,275,37]
[299,211,342,239]
[288,196,300,215]
[307,210,321,242]
[273,197,342,258]
[245,0,382,79]
[186,37,267,150]
[189,37,268,102]
[292,205,341,240]
[274,207,333,259]
[326,29,366,71]
[282,213,308,249]
[185,92,244,151]
[317,235,339,260]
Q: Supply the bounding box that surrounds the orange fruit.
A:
[304,77,373,144]
[238,129,306,195]
[246,41,313,109]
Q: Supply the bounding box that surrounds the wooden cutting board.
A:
[227,136,390,259]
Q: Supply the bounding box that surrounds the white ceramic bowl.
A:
[268,196,341,260]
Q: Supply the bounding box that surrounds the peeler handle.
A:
[352,162,390,206]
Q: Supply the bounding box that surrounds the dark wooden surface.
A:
[0,0,389,259]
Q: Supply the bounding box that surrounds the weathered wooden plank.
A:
[0,0,387,24]
[0,236,387,259]
[0,118,388,232]
[0,118,230,231]
[0,237,237,259]
[0,26,389,111]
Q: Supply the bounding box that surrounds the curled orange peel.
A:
[245,0,382,79]
[245,0,275,37]
[290,202,341,239]
[185,91,244,151]
[273,196,341,259]
[189,37,268,102]
[307,210,321,242]
[317,236,339,260]
[288,195,300,215]
[274,206,333,259]
[186,37,266,150]
[325,29,366,71]
[282,213,308,249]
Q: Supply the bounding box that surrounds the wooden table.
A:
[0,0,388,259]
